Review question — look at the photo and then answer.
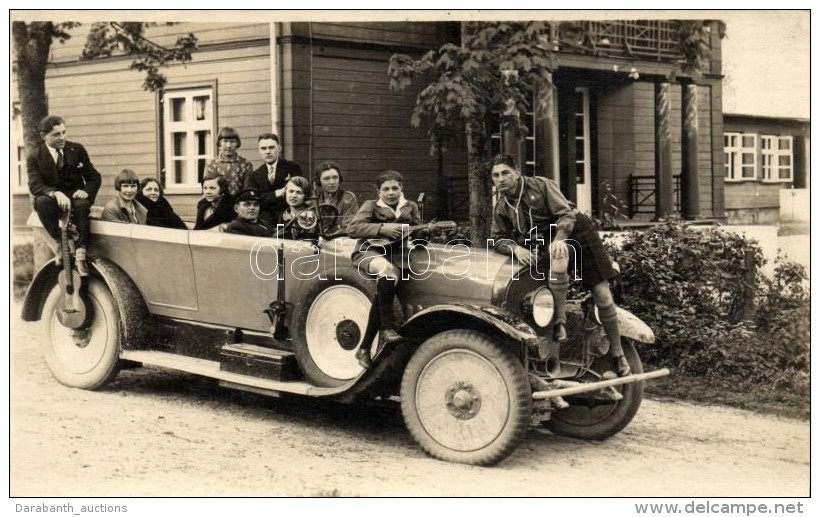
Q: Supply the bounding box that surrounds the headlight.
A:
[523,287,554,328]
[296,208,318,230]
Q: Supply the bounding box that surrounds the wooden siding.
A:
[596,82,636,207]
[596,80,716,218]
[38,44,272,222]
[724,182,781,209]
[293,22,452,48]
[308,51,442,211]
[50,23,269,63]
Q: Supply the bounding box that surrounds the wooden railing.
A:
[550,20,690,63]
[629,174,681,215]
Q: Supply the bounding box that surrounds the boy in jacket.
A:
[489,154,630,378]
[347,170,421,368]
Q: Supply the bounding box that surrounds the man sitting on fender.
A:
[489,154,630,378]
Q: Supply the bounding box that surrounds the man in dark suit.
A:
[28,115,101,275]
[243,132,302,228]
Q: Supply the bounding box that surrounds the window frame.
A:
[11,102,28,194]
[761,134,793,183]
[160,85,216,194]
[724,132,757,182]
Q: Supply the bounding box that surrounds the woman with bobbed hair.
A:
[101,169,147,224]
[136,177,187,229]
[277,176,316,239]
[313,161,359,232]
[194,173,235,230]
[204,126,253,196]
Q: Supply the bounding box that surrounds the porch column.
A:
[535,83,559,181]
[502,127,522,168]
[681,81,701,219]
[654,80,674,219]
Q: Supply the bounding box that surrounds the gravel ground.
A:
[9,304,810,497]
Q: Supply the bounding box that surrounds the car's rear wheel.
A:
[290,267,377,387]
[400,330,532,465]
[41,277,121,389]
[543,338,644,440]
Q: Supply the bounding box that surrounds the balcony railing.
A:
[551,20,691,63]
[629,174,681,216]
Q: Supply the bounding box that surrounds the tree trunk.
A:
[12,22,53,155]
[466,128,492,245]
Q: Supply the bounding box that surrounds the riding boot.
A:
[548,271,569,341]
[377,277,402,344]
[599,302,630,378]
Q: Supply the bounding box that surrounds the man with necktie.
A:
[243,132,302,228]
[28,115,101,275]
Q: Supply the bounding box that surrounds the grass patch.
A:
[646,369,809,421]
[13,243,34,301]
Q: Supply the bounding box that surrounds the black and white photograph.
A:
[8,7,811,507]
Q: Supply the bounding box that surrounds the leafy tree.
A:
[389,22,557,243]
[12,21,197,154]
[389,20,722,243]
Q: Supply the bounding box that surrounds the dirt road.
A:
[10,310,809,497]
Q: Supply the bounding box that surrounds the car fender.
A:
[21,256,150,350]
[399,303,538,346]
[617,307,655,344]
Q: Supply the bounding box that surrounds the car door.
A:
[188,232,318,332]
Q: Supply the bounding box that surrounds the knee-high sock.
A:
[548,272,569,325]
[598,303,624,356]
[360,297,380,353]
[377,277,396,330]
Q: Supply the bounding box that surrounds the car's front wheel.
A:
[400,330,532,465]
[41,277,121,389]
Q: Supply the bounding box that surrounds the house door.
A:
[558,87,593,215]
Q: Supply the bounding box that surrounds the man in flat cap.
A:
[224,189,275,237]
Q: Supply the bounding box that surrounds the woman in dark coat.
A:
[137,178,187,230]
[194,174,235,231]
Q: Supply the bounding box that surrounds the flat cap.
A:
[234,188,260,203]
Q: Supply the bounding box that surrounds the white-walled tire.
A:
[290,267,377,387]
[41,278,121,390]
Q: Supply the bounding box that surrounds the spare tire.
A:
[290,266,378,387]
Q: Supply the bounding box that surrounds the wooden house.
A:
[12,19,729,231]
[722,114,810,224]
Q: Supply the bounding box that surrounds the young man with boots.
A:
[347,170,422,369]
[489,154,630,378]
[28,115,101,276]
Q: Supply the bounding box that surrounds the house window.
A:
[161,88,214,190]
[724,132,757,181]
[762,135,793,182]
[12,102,28,193]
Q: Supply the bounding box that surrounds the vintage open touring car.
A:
[22,206,667,466]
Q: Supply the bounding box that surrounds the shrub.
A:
[608,220,809,399]
[13,243,35,301]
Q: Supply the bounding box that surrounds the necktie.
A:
[56,150,64,171]
[268,164,275,184]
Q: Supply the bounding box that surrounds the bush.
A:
[608,220,809,402]
[13,243,35,300]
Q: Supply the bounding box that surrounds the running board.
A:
[120,350,356,398]
[531,368,670,400]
